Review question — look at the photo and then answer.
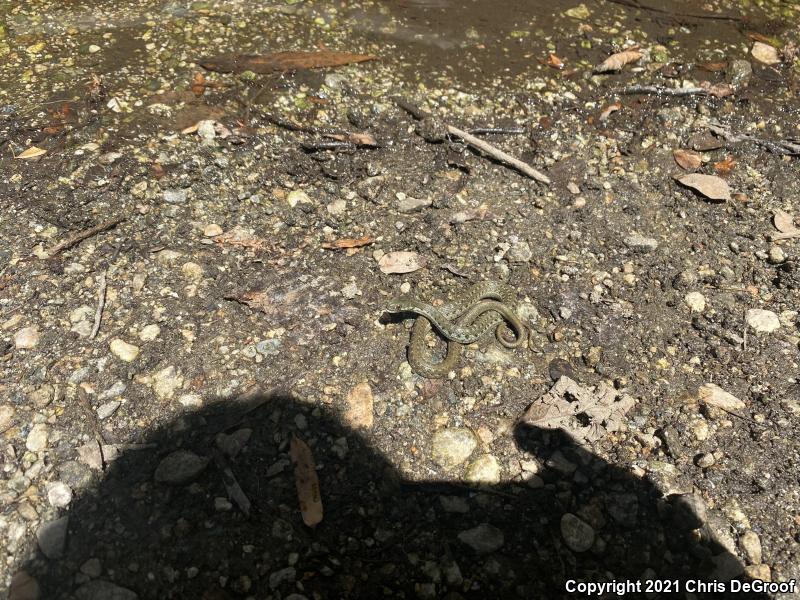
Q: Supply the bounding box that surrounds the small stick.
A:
[90,270,107,339]
[45,216,125,258]
[394,97,550,184]
[769,230,800,241]
[468,127,526,135]
[603,0,742,22]
[213,449,252,516]
[301,140,356,152]
[622,85,708,96]
[705,121,800,156]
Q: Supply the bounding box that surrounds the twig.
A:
[90,270,107,339]
[622,85,708,96]
[213,449,252,516]
[45,216,125,258]
[468,127,526,135]
[301,140,356,152]
[393,97,550,184]
[603,0,742,22]
[705,121,800,156]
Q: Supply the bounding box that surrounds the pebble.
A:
[98,381,127,401]
[286,190,310,207]
[668,493,707,529]
[151,365,184,399]
[96,401,121,420]
[560,513,595,552]
[457,523,504,554]
[203,223,223,237]
[439,495,469,513]
[25,423,48,452]
[139,324,161,341]
[74,580,138,600]
[80,558,103,578]
[163,188,188,204]
[744,564,770,581]
[746,309,780,333]
[546,450,577,475]
[684,292,706,312]
[327,199,347,215]
[109,339,140,362]
[46,481,73,508]
[0,404,16,431]
[344,382,374,429]
[698,383,745,411]
[728,59,752,87]
[740,530,762,564]
[9,570,40,600]
[14,327,40,349]
[464,455,501,484]
[36,516,69,559]
[431,428,478,469]
[506,240,533,263]
[197,120,216,144]
[624,234,659,253]
[154,450,209,485]
[396,195,431,212]
[768,246,786,264]
[214,497,233,511]
[269,567,296,589]
[695,452,715,468]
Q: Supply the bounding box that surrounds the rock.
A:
[163,188,188,204]
[668,493,707,529]
[203,223,223,237]
[507,240,533,263]
[684,292,706,312]
[395,194,431,213]
[14,327,40,349]
[154,450,209,485]
[46,481,73,508]
[431,428,478,469]
[286,190,310,207]
[80,558,102,578]
[464,455,501,484]
[699,383,745,411]
[606,493,638,527]
[109,339,140,362]
[672,270,698,290]
[344,382,373,429]
[457,523,505,554]
[214,497,232,511]
[98,381,127,401]
[0,404,16,431]
[269,567,296,589]
[197,120,216,144]
[96,401,121,420]
[695,452,715,468]
[560,513,595,552]
[25,423,48,452]
[624,234,658,253]
[439,495,469,513]
[74,580,138,600]
[768,246,786,264]
[151,366,184,399]
[751,41,780,65]
[727,59,752,88]
[740,530,762,565]
[744,564,770,581]
[746,309,780,334]
[36,516,69,559]
[9,570,40,600]
[546,450,577,475]
[709,552,744,581]
[138,324,161,341]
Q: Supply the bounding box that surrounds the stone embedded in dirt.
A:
[36,516,69,559]
[25,423,48,452]
[684,292,706,312]
[698,383,745,411]
[668,493,707,529]
[74,580,138,600]
[623,234,658,253]
[96,400,121,420]
[727,59,752,87]
[203,223,223,237]
[98,381,127,401]
[14,327,40,349]
[268,567,297,589]
[154,450,209,485]
[506,240,533,263]
[768,246,786,264]
[746,308,780,333]
[457,523,505,554]
[395,194,432,213]
[46,481,73,508]
[109,338,140,362]
[751,41,780,65]
[560,513,595,552]
[344,382,374,429]
[151,365,184,399]
[286,189,310,207]
[80,557,103,578]
[740,530,762,565]
[0,404,16,432]
[464,454,501,484]
[139,324,161,341]
[431,428,478,469]
[9,570,40,600]
[744,564,771,581]
[546,450,577,474]
[163,188,188,204]
[695,452,715,468]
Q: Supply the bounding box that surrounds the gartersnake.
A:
[386,281,526,378]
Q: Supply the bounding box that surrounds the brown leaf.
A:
[326,132,378,146]
[16,146,47,159]
[774,209,798,233]
[673,148,702,170]
[677,173,731,202]
[191,72,206,96]
[598,102,622,122]
[593,49,642,73]
[712,155,736,175]
[378,251,427,274]
[213,226,267,251]
[289,435,323,527]
[696,61,728,72]
[539,53,565,69]
[321,236,376,250]
[200,50,377,74]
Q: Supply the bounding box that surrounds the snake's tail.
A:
[496,322,526,349]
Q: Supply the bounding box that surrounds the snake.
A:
[386,281,526,378]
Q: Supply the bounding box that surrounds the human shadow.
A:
[16,390,767,600]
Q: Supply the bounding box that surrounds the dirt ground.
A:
[1,0,800,598]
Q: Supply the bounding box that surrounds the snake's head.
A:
[385,295,412,314]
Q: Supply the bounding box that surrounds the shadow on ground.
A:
[18,390,767,599]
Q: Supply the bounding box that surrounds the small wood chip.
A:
[594,49,642,73]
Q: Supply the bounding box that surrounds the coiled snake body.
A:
[386,281,526,378]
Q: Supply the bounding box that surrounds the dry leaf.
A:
[774,209,798,233]
[751,41,780,65]
[519,376,635,445]
[540,53,565,69]
[598,102,622,122]
[200,50,377,74]
[181,122,201,134]
[326,132,378,146]
[378,251,427,274]
[289,435,323,527]
[16,146,47,159]
[593,49,642,73]
[344,382,374,429]
[713,155,736,175]
[677,173,731,202]
[673,148,702,170]
[321,236,375,250]
[213,226,267,251]
[697,61,728,72]
[191,72,206,96]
